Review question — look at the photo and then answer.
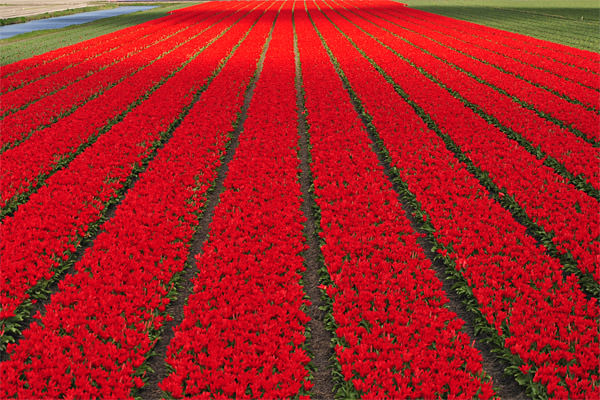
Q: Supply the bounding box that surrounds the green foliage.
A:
[404,0,599,51]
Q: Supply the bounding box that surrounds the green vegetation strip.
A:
[0,4,119,26]
[0,3,200,66]
[404,0,599,52]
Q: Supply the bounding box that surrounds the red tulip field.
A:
[0,0,598,398]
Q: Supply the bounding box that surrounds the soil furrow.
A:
[307,3,526,397]
[292,9,335,399]
[138,9,279,398]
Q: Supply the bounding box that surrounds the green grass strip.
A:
[404,0,599,52]
[0,4,120,26]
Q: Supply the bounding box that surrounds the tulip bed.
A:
[0,3,249,154]
[1,0,598,399]
[0,5,249,215]
[161,7,315,397]
[296,7,493,398]
[318,0,600,289]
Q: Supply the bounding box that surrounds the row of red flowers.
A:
[0,5,260,350]
[0,9,187,80]
[389,3,599,91]
[0,2,238,93]
[394,2,600,92]
[161,5,313,398]
[298,5,494,398]
[0,3,271,397]
[1,18,154,93]
[392,23,599,111]
[309,1,599,397]
[335,2,599,196]
[404,6,600,75]
[0,3,249,214]
[0,4,219,116]
[320,1,599,283]
[353,0,599,144]
[0,2,245,154]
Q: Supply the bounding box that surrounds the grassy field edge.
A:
[404,0,599,52]
[0,4,120,26]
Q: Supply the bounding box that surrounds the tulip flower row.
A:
[0,4,227,116]
[0,2,247,81]
[296,6,494,398]
[0,3,248,154]
[1,1,597,398]
[0,6,263,350]
[0,4,217,97]
[0,2,244,88]
[345,0,599,144]
[378,7,600,110]
[317,1,599,287]
[401,6,600,75]
[307,1,599,398]
[390,4,599,90]
[332,3,599,197]
[0,4,254,217]
[1,28,138,94]
[0,10,175,79]
[161,5,313,399]
[346,0,599,145]
[0,4,273,396]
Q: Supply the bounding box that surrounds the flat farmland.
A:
[0,1,598,399]
[405,0,599,51]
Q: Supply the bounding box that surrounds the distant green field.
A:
[404,0,599,51]
[0,4,120,26]
[0,3,199,66]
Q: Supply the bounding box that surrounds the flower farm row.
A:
[1,0,598,398]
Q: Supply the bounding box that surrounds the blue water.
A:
[0,6,157,40]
